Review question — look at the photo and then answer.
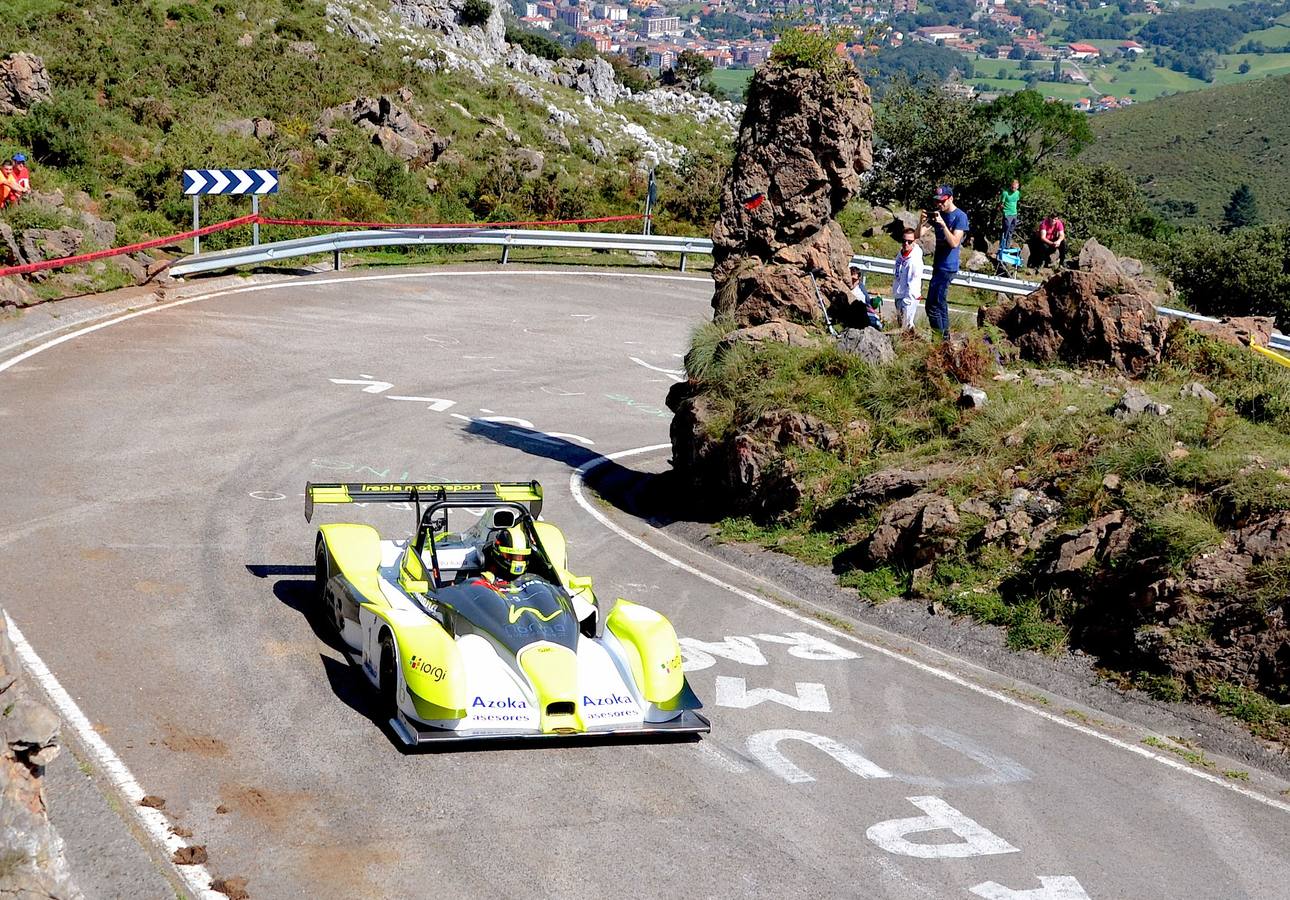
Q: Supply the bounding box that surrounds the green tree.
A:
[630,45,650,67]
[1165,224,1290,330]
[1222,183,1259,231]
[979,90,1093,180]
[667,49,714,88]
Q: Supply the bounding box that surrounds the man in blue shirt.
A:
[916,185,969,337]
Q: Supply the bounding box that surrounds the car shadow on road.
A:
[458,419,711,527]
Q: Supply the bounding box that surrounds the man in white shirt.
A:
[891,227,924,330]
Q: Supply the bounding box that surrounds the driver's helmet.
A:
[485,525,530,578]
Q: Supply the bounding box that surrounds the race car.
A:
[305,480,708,745]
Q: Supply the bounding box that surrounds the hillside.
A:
[0,0,734,294]
[1085,72,1290,228]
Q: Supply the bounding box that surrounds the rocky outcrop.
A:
[1113,387,1171,420]
[821,464,957,528]
[971,488,1064,557]
[0,614,80,898]
[979,270,1168,376]
[0,52,52,115]
[316,95,451,165]
[1137,512,1290,696]
[1045,510,1136,575]
[709,62,872,329]
[1185,315,1276,349]
[863,492,960,567]
[666,390,842,517]
[717,321,821,351]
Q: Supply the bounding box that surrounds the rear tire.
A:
[379,635,399,722]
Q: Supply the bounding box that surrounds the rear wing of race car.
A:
[305,481,543,522]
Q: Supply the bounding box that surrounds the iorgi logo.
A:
[358,483,483,492]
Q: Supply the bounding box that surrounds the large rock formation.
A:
[979,269,1168,376]
[0,615,80,898]
[316,95,451,165]
[0,53,52,115]
[709,61,872,327]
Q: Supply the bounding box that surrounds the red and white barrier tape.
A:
[0,213,647,280]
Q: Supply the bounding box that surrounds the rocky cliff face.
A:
[0,614,80,899]
[710,63,872,327]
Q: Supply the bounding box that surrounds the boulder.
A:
[215,118,256,138]
[965,250,991,273]
[20,228,84,265]
[317,95,450,165]
[1179,381,1218,404]
[0,222,22,266]
[1076,237,1124,278]
[0,277,40,308]
[512,148,545,181]
[710,61,872,327]
[1045,509,1135,575]
[287,40,319,60]
[959,384,988,409]
[822,464,957,527]
[1183,315,1275,349]
[717,321,821,350]
[78,212,116,249]
[0,52,52,114]
[979,269,1168,376]
[252,117,276,140]
[1113,387,1171,420]
[836,327,895,366]
[864,492,960,567]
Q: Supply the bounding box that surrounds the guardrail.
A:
[168,227,1289,352]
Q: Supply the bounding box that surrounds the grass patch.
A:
[1203,682,1290,741]
[1137,671,1186,703]
[1223,769,1251,781]
[839,566,907,602]
[1143,735,1216,768]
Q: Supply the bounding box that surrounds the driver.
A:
[482,525,530,582]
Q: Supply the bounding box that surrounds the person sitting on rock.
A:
[12,153,30,197]
[1032,214,1067,269]
[849,265,884,330]
[0,159,21,208]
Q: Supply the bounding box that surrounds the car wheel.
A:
[315,543,340,636]
[379,635,399,721]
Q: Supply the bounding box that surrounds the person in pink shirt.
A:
[1034,214,1067,268]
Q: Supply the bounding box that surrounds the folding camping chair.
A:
[994,246,1023,279]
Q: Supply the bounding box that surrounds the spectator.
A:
[1033,213,1067,269]
[13,153,30,197]
[0,159,21,208]
[999,178,1020,250]
[848,265,884,330]
[891,227,924,331]
[916,184,969,338]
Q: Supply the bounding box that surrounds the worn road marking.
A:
[569,444,1290,815]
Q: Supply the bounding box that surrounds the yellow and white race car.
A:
[306,480,708,745]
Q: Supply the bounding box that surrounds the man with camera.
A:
[916,185,969,338]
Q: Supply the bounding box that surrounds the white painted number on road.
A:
[746,729,891,784]
[753,632,860,661]
[970,876,1093,900]
[866,797,1020,859]
[716,677,830,712]
[679,636,767,671]
[329,376,393,393]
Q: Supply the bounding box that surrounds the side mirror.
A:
[399,570,429,595]
[489,508,517,529]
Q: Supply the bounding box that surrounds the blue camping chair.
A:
[994,246,1024,279]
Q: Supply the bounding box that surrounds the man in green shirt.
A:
[999,178,1021,250]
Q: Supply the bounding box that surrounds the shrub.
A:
[769,27,854,76]
[2,92,102,169]
[460,0,493,28]
[505,25,565,61]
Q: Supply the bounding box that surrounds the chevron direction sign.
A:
[183,168,279,195]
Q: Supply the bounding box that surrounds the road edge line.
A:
[569,445,1290,816]
[4,613,224,899]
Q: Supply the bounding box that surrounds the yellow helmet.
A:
[486,525,530,578]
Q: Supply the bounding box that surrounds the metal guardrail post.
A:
[501,243,510,265]
[333,250,341,271]
[680,252,687,273]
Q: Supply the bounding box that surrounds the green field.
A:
[707,67,752,100]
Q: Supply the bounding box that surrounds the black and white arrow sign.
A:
[182,169,279,195]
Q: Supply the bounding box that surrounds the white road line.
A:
[4,614,222,899]
[629,356,685,381]
[0,267,714,884]
[569,445,1290,815]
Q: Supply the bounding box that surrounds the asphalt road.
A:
[2,267,1288,899]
